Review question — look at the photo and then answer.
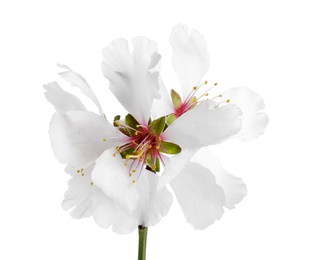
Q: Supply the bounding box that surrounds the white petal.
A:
[135,171,173,227]
[62,166,96,218]
[163,101,242,149]
[223,87,269,141]
[62,164,137,233]
[151,77,174,119]
[93,170,172,234]
[171,162,225,229]
[49,111,125,167]
[91,148,139,212]
[170,24,209,97]
[58,64,104,116]
[192,148,247,209]
[44,82,86,113]
[93,195,138,234]
[102,37,161,125]
[158,149,198,189]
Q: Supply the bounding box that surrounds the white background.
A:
[1,0,310,259]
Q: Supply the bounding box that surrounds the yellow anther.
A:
[82,173,84,176]
[90,182,93,186]
[156,146,160,150]
[226,99,230,103]
[205,93,209,96]
[126,154,130,159]
[193,86,198,90]
[102,138,107,142]
[116,146,120,151]
[151,165,156,171]
[134,132,138,136]
[129,173,132,177]
[204,80,208,84]
[218,94,223,97]
[114,121,121,126]
[158,137,162,141]
[132,180,136,184]
[113,153,117,157]
[132,170,136,173]
[148,145,152,149]
[136,125,140,128]
[214,82,218,86]
[76,170,80,173]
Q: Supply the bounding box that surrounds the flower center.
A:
[171,81,230,118]
[104,114,181,183]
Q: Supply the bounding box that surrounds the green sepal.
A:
[167,114,176,126]
[146,154,160,172]
[113,115,121,126]
[146,155,153,168]
[155,157,160,172]
[171,89,182,109]
[149,116,166,136]
[125,114,140,136]
[160,141,181,154]
[120,148,135,159]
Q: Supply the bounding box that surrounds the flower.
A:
[45,24,268,234]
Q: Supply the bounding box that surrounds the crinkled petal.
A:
[62,164,137,233]
[44,81,86,113]
[170,162,225,229]
[192,147,247,209]
[170,24,209,98]
[135,171,173,227]
[91,148,139,212]
[93,170,172,234]
[102,37,160,125]
[223,87,269,141]
[163,101,242,149]
[151,77,174,119]
[158,148,198,189]
[62,165,96,218]
[49,111,125,168]
[93,193,138,234]
[58,64,104,116]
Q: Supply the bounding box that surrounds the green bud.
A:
[171,89,183,109]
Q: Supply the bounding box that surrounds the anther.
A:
[102,138,107,142]
[193,86,198,90]
[132,180,136,184]
[214,82,218,86]
[226,99,230,103]
[148,145,152,149]
[90,182,93,185]
[204,80,208,84]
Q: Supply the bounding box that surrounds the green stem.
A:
[138,225,148,260]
